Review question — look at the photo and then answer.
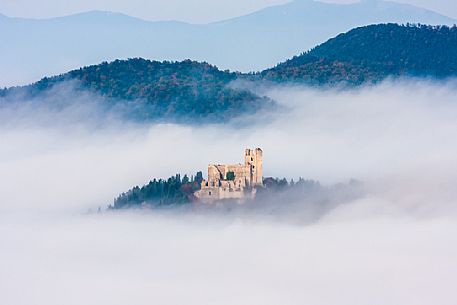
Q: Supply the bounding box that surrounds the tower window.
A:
[251,157,253,161]
[209,191,212,196]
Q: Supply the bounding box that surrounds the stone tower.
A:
[245,148,263,186]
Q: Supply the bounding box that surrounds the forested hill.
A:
[2,24,457,123]
[261,24,457,85]
[2,59,271,123]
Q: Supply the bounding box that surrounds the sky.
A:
[0,0,456,22]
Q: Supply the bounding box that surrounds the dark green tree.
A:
[226,171,235,181]
[195,171,203,184]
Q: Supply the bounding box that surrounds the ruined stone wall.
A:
[208,165,222,183]
[195,186,220,201]
[208,164,249,188]
[225,164,249,188]
[195,147,263,203]
[194,182,246,203]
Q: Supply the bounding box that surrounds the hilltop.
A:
[262,24,457,84]
[1,59,271,123]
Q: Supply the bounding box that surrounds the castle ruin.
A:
[195,148,263,203]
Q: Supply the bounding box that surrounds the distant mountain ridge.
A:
[1,0,456,87]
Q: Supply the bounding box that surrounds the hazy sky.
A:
[1,0,456,22]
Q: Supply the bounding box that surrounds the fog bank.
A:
[1,211,457,305]
[1,79,457,304]
[2,79,457,217]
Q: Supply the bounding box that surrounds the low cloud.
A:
[1,79,457,305]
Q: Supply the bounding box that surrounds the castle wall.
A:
[195,148,263,203]
[194,185,246,203]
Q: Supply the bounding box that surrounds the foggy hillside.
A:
[3,24,457,124]
[1,0,456,87]
[1,59,272,123]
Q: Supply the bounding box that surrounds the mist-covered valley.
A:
[1,78,457,304]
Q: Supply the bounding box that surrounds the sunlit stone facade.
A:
[195,148,263,203]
